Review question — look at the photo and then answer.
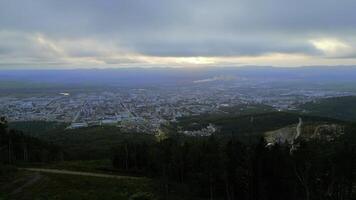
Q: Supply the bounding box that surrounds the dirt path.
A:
[19,168,141,180]
[11,172,43,195]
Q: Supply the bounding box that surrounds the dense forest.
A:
[300,96,356,122]
[0,117,62,165]
[111,128,356,200]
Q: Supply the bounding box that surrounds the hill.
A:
[37,126,155,160]
[8,121,67,137]
[299,96,356,122]
[177,112,344,140]
[0,120,62,164]
[6,121,155,160]
[3,114,356,200]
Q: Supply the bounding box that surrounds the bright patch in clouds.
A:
[310,38,354,58]
[34,34,65,56]
[2,31,356,68]
[175,57,216,65]
[1,0,356,68]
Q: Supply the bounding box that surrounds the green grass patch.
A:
[3,171,155,200]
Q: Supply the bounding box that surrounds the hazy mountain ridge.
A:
[1,66,356,87]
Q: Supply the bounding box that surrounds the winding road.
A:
[19,168,141,180]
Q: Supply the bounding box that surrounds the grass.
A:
[0,167,203,200]
[45,159,113,173]
[17,160,115,175]
[2,171,156,200]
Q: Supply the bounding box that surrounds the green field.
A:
[1,169,157,200]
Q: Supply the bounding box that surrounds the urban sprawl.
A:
[1,84,353,134]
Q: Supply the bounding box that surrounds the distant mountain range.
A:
[1,66,356,88]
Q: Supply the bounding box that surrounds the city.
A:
[1,81,353,134]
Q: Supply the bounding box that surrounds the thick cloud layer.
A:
[1,0,356,68]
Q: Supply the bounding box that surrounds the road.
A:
[11,172,43,195]
[19,168,142,180]
[290,117,303,154]
[295,117,303,140]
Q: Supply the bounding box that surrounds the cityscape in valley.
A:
[1,69,354,133]
[2,0,356,199]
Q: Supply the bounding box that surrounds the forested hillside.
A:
[2,113,356,200]
[111,123,356,200]
[0,117,62,165]
[177,112,343,142]
[300,96,356,122]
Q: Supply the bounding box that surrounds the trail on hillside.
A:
[19,168,142,180]
[11,172,43,195]
[295,117,303,140]
[290,117,303,154]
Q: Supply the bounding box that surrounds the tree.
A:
[223,139,248,200]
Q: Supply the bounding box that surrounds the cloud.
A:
[0,0,356,68]
[310,38,355,58]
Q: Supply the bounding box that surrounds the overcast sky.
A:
[1,0,356,69]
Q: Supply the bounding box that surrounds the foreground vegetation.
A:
[1,111,356,199]
[111,131,356,200]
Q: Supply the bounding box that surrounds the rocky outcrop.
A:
[264,118,344,148]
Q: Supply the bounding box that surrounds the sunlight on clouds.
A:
[141,53,318,67]
[216,53,310,67]
[2,31,356,68]
[27,33,140,66]
[235,52,356,66]
[310,38,354,57]
[136,56,217,67]
[34,34,66,56]
[174,57,216,65]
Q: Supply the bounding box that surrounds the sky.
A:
[1,0,356,69]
